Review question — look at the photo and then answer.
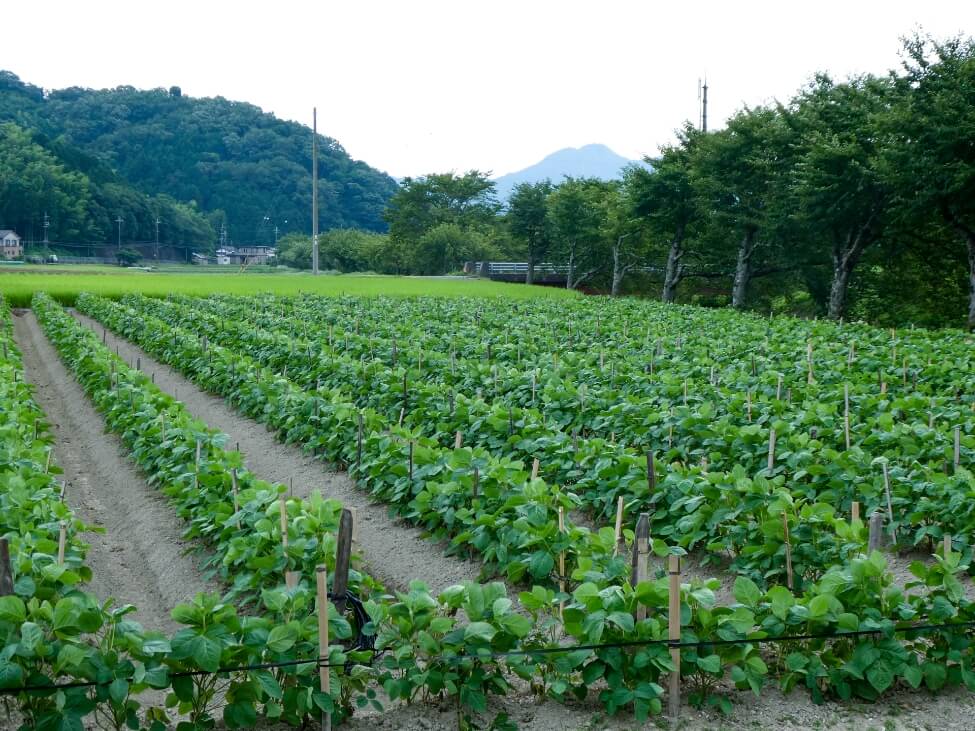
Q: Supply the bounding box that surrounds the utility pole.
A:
[701,77,709,133]
[312,107,319,275]
[116,216,123,257]
[43,212,49,245]
[274,225,279,245]
[155,217,161,259]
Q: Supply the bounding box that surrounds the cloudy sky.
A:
[4,1,972,178]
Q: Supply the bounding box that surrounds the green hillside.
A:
[0,71,398,249]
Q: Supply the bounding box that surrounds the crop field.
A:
[0,268,577,307]
[1,290,973,730]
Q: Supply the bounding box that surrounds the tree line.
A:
[279,35,973,329]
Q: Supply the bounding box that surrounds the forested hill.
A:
[0,71,398,247]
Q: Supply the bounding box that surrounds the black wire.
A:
[12,617,967,695]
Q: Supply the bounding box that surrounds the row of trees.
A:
[371,35,975,329]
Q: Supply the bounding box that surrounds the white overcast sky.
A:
[4,1,973,178]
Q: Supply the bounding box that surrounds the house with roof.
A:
[0,230,22,259]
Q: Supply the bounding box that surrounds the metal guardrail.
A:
[465,261,569,276]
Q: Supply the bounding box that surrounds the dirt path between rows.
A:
[71,309,484,596]
[12,310,216,635]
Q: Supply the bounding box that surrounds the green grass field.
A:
[0,267,578,306]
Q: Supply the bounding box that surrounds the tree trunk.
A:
[611,234,630,297]
[827,256,852,321]
[827,218,875,321]
[731,230,756,309]
[661,226,685,303]
[611,243,623,297]
[525,253,535,285]
[565,248,575,290]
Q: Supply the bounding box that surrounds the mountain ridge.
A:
[492,143,640,199]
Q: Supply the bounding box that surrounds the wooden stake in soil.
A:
[332,508,353,614]
[408,440,414,483]
[531,458,540,480]
[558,507,566,618]
[57,521,67,566]
[231,468,240,515]
[955,426,962,472]
[746,390,752,422]
[881,462,897,543]
[356,413,364,470]
[851,501,860,524]
[668,555,681,725]
[943,534,952,559]
[782,513,793,590]
[868,512,884,553]
[280,497,297,588]
[767,428,776,473]
[776,374,782,401]
[315,565,332,731]
[454,430,462,449]
[631,513,651,621]
[844,384,851,450]
[0,539,12,596]
[646,451,656,493]
[613,496,625,557]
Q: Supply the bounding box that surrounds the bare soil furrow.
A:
[12,310,216,634]
[71,309,483,595]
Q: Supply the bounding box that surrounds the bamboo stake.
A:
[408,440,414,482]
[531,458,540,480]
[955,426,961,472]
[57,521,67,566]
[316,565,332,731]
[613,496,625,557]
[746,390,752,422]
[782,513,793,590]
[844,384,851,450]
[454,431,463,449]
[356,413,364,470]
[558,507,566,619]
[776,374,782,400]
[851,501,860,524]
[231,468,240,515]
[668,555,681,724]
[631,514,650,621]
[767,428,776,472]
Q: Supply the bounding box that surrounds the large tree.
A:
[547,177,612,290]
[507,180,554,284]
[894,35,975,329]
[785,74,900,320]
[384,171,500,273]
[626,126,701,303]
[691,106,795,308]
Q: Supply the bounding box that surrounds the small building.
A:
[232,245,276,266]
[0,230,22,259]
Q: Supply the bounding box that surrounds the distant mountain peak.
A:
[493,144,638,199]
